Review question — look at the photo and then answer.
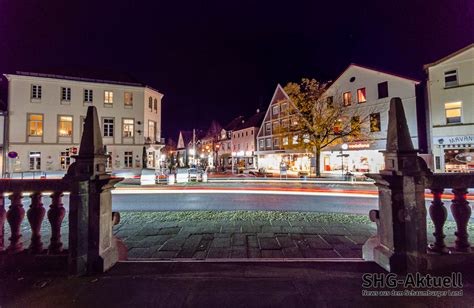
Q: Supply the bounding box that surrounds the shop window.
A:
[444,149,474,173]
[445,102,462,124]
[370,113,381,132]
[124,151,133,168]
[357,88,366,103]
[444,70,458,88]
[29,151,41,170]
[343,92,352,106]
[377,81,389,98]
[28,114,43,136]
[58,115,73,137]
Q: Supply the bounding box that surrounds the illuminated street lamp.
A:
[337,143,349,177]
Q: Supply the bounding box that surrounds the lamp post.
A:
[337,143,349,178]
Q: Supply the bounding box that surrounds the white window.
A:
[31,85,42,99]
[103,118,114,137]
[61,87,71,101]
[29,152,41,170]
[60,151,71,170]
[265,138,271,147]
[123,119,134,138]
[259,139,264,150]
[84,89,93,103]
[444,70,458,88]
[148,97,153,111]
[283,137,289,146]
[445,102,462,124]
[124,92,133,107]
[28,114,43,136]
[281,103,288,112]
[124,151,133,168]
[148,121,156,141]
[58,115,73,137]
[292,135,299,144]
[272,105,279,115]
[104,91,113,105]
[154,98,158,112]
[265,123,271,134]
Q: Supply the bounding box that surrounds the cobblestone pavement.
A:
[114,217,377,259]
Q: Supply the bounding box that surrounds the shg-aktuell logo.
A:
[362,272,462,289]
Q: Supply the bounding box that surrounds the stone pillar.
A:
[363,97,430,273]
[66,106,123,275]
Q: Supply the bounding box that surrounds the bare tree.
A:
[282,78,379,176]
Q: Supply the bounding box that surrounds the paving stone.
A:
[192,250,207,259]
[282,247,304,258]
[241,224,261,233]
[152,250,178,259]
[258,238,280,250]
[276,236,296,248]
[213,233,230,238]
[210,237,231,248]
[346,235,370,245]
[300,236,332,249]
[177,235,203,257]
[281,226,304,233]
[158,227,182,235]
[200,225,222,233]
[321,235,359,249]
[302,249,339,258]
[136,227,161,236]
[128,247,156,258]
[221,225,242,233]
[261,225,282,233]
[201,233,214,240]
[323,226,351,236]
[269,220,291,227]
[207,248,230,258]
[232,233,247,246]
[135,235,172,248]
[261,249,284,258]
[196,238,212,251]
[303,226,326,234]
[335,249,362,258]
[248,248,261,258]
[257,232,275,238]
[159,237,187,251]
[247,235,259,248]
[230,247,247,258]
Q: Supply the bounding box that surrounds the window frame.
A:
[58,115,73,137]
[31,85,42,100]
[84,89,93,104]
[103,117,115,137]
[61,87,71,102]
[444,70,458,88]
[104,90,114,106]
[122,118,135,138]
[377,81,389,99]
[357,88,367,103]
[124,151,133,168]
[444,101,462,124]
[28,113,44,137]
[343,92,352,106]
[124,92,133,108]
[370,113,381,132]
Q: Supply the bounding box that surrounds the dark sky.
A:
[0,0,472,140]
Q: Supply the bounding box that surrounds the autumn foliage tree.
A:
[283,78,372,176]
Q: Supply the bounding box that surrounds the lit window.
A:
[103,118,114,137]
[29,152,41,170]
[273,121,280,132]
[124,92,133,107]
[104,91,114,104]
[291,118,298,126]
[31,85,42,99]
[292,135,299,144]
[28,114,43,136]
[123,119,135,138]
[303,134,310,143]
[357,88,366,103]
[61,87,71,101]
[60,151,71,170]
[377,81,389,98]
[282,137,289,146]
[282,119,289,128]
[445,102,462,124]
[84,89,93,103]
[343,92,352,106]
[444,70,458,88]
[58,115,73,137]
[124,151,133,168]
[272,105,279,115]
[370,113,381,132]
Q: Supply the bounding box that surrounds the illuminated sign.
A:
[348,143,371,149]
[435,135,474,145]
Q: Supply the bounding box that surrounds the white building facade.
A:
[424,44,474,173]
[320,64,420,175]
[3,72,163,176]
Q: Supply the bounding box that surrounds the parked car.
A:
[188,168,204,182]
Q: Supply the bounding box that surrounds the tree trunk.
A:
[315,147,321,177]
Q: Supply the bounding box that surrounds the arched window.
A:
[154,98,158,112]
[148,97,153,110]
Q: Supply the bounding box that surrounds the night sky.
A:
[0,0,472,140]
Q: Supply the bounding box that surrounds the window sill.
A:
[444,83,473,90]
[104,103,114,108]
[61,100,71,105]
[124,105,133,109]
[31,99,41,103]
[83,102,93,106]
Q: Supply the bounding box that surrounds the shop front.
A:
[321,141,386,175]
[257,151,312,175]
[432,135,474,173]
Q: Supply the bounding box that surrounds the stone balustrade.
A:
[427,174,474,255]
[0,179,71,255]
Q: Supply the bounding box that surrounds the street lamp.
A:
[337,143,349,177]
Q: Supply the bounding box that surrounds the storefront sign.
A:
[348,143,371,149]
[434,135,474,145]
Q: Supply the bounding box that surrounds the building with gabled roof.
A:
[424,43,474,173]
[231,110,265,170]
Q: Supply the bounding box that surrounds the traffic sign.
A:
[7,151,18,159]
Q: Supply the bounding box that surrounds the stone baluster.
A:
[48,191,65,254]
[428,188,448,253]
[27,192,46,253]
[451,188,471,253]
[0,193,5,251]
[6,192,25,253]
